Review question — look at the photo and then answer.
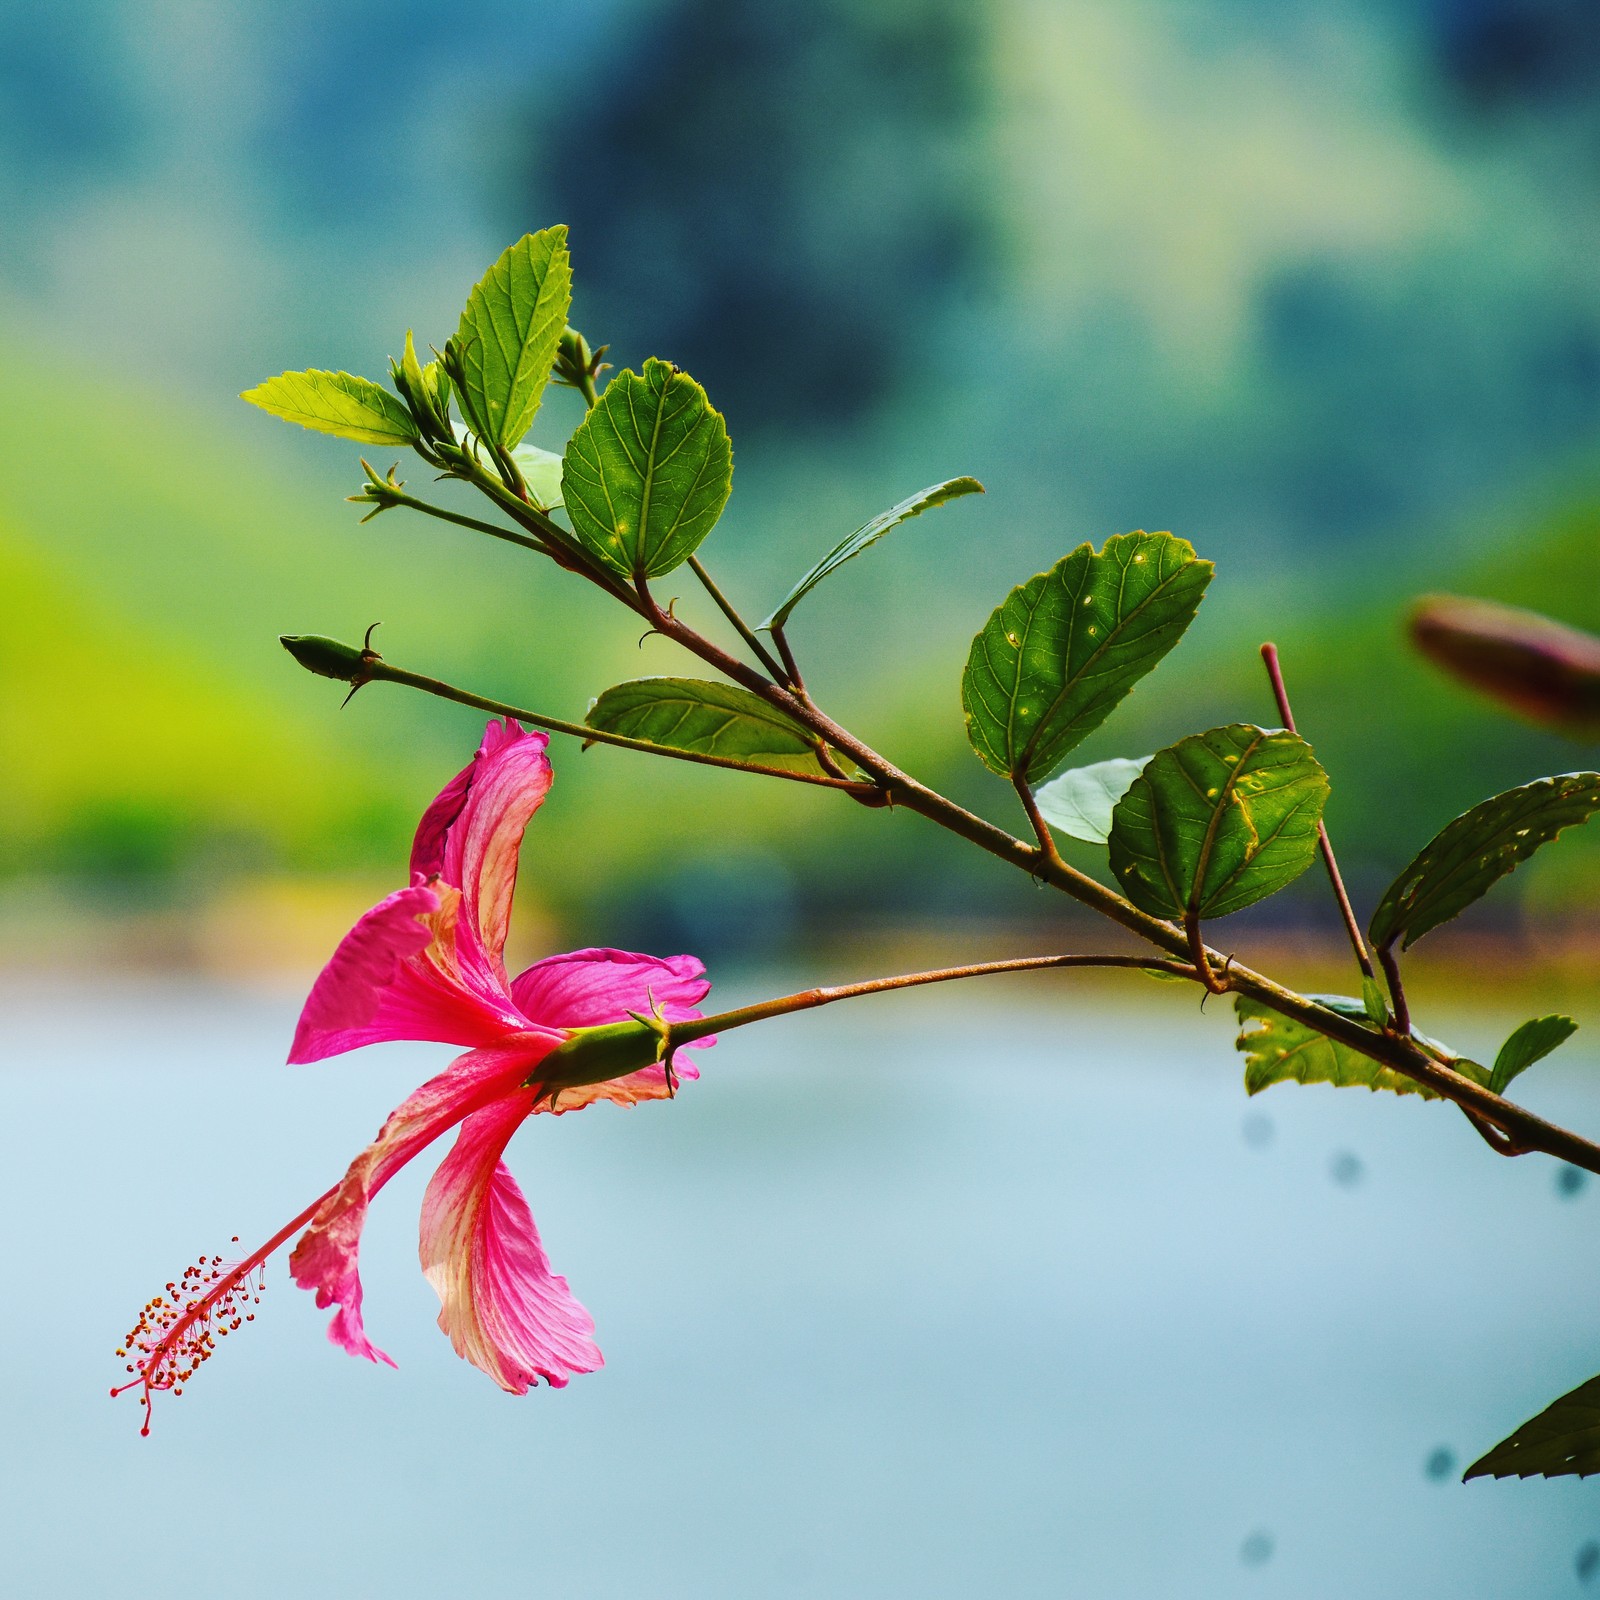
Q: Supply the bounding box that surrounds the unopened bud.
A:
[1409,595,1600,737]
[279,634,371,683]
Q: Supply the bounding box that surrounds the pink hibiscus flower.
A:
[114,719,712,1433]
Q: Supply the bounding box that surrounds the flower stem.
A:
[666,953,1197,1046]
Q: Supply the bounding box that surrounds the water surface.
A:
[4,974,1598,1597]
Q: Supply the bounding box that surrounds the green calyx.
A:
[279,634,372,683]
[535,1016,672,1094]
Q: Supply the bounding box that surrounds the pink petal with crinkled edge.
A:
[289,1038,557,1365]
[434,720,552,989]
[513,947,715,1114]
[288,881,529,1064]
[419,1092,603,1392]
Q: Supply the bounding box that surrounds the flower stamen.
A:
[111,1188,334,1435]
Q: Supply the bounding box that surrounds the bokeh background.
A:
[7,0,1600,964]
[6,2,1600,1594]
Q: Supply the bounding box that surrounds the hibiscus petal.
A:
[288,881,528,1064]
[512,947,715,1114]
[289,1040,555,1365]
[419,1094,603,1392]
[511,946,710,1027]
[435,720,553,982]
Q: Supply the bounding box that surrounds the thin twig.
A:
[364,658,881,795]
[687,556,789,679]
[355,479,557,557]
[1260,642,1377,983]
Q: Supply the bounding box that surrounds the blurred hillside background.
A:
[6,0,1600,970]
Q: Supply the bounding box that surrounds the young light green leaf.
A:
[1234,994,1486,1099]
[1033,756,1151,844]
[450,227,572,449]
[1361,975,1389,1028]
[961,532,1212,784]
[1369,773,1600,951]
[1107,725,1328,920]
[561,359,732,579]
[242,369,419,446]
[587,678,828,774]
[1490,1014,1579,1096]
[510,442,563,510]
[1465,1374,1600,1480]
[760,477,984,633]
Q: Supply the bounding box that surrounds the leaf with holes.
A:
[242,369,419,445]
[586,678,830,775]
[1466,1374,1600,1480]
[1234,994,1486,1099]
[761,477,984,633]
[1490,1014,1579,1096]
[1107,725,1328,920]
[1033,756,1151,844]
[1369,774,1600,951]
[449,227,571,449]
[962,532,1211,784]
[561,359,732,579]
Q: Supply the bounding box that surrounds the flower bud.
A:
[536,1017,669,1093]
[279,634,369,683]
[1409,595,1600,738]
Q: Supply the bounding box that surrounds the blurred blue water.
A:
[5,974,1600,1597]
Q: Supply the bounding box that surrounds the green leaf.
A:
[586,677,827,774]
[561,359,733,579]
[1369,774,1600,951]
[450,227,572,449]
[241,369,419,446]
[1465,1374,1600,1480]
[961,532,1212,783]
[1033,756,1151,845]
[760,477,984,633]
[1234,994,1486,1099]
[1361,975,1389,1028]
[1489,1014,1579,1096]
[1107,725,1328,920]
[510,443,563,511]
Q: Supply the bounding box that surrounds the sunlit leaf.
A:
[1234,994,1486,1099]
[456,425,564,510]
[587,677,827,773]
[561,359,732,579]
[760,477,983,632]
[1033,755,1151,844]
[510,443,564,510]
[242,369,419,446]
[450,227,572,449]
[1466,1374,1600,1481]
[1368,774,1600,951]
[1107,725,1327,920]
[962,532,1211,783]
[1489,1014,1578,1096]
